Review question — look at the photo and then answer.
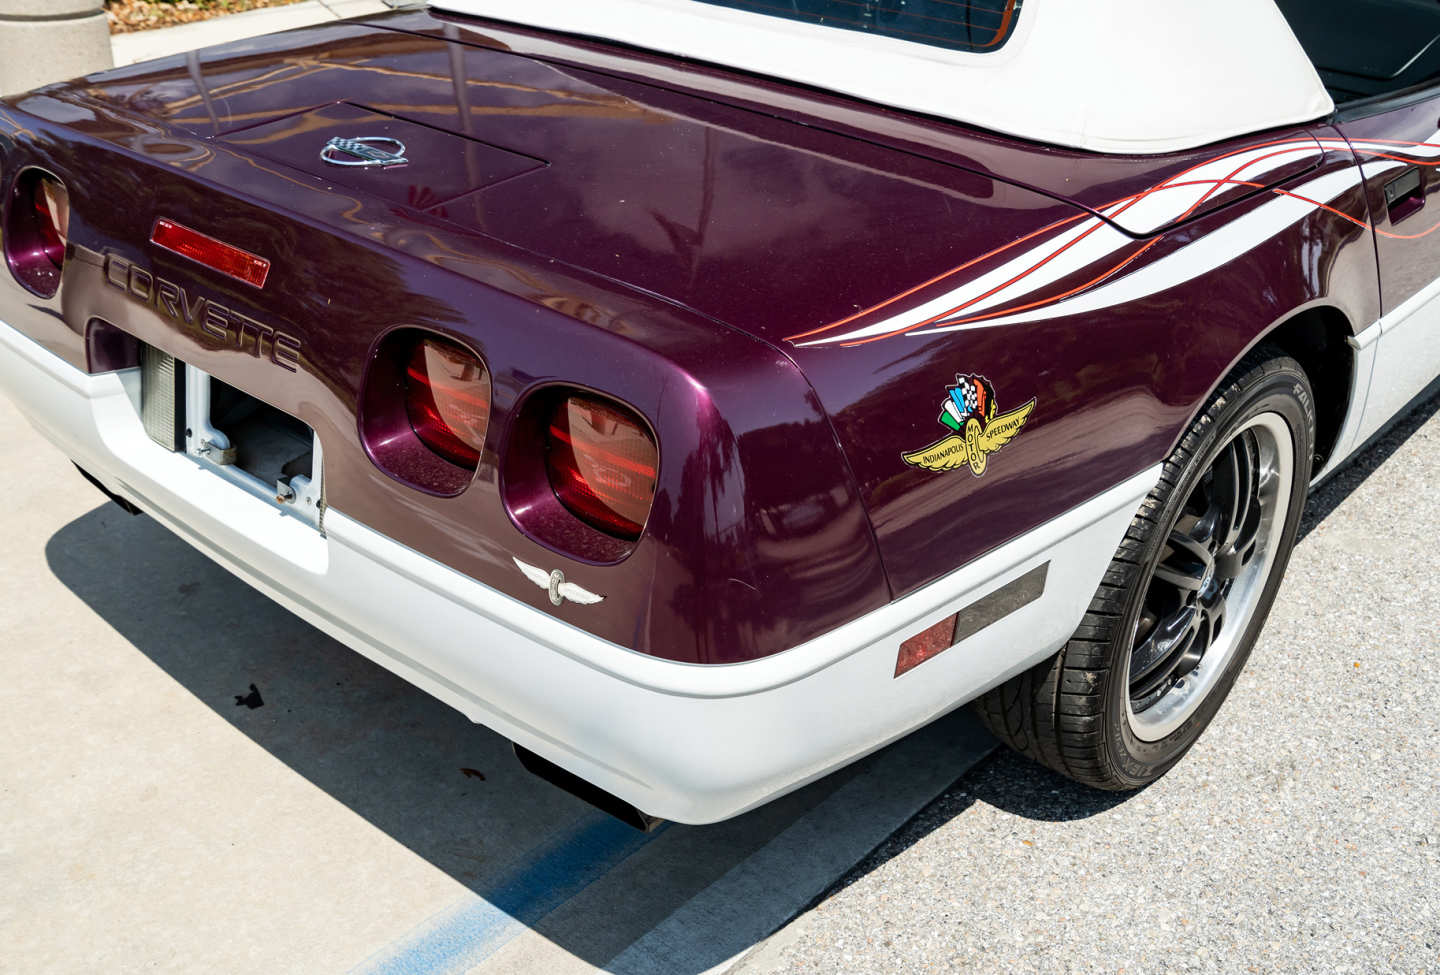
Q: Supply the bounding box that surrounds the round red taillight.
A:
[5,170,69,298]
[546,394,658,540]
[404,335,492,469]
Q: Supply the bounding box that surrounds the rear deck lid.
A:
[219,102,544,210]
[61,12,1321,347]
[59,17,1098,349]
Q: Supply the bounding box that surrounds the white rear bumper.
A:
[0,320,1158,823]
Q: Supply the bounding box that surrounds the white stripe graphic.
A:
[798,139,1421,347]
[797,139,1337,347]
[925,164,1381,333]
[797,215,1129,346]
[1106,141,1324,235]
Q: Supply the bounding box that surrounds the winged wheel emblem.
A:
[512,557,605,607]
[902,374,1035,476]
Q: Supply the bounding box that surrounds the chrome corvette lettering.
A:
[103,254,302,372]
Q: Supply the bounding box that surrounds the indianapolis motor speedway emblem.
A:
[902,374,1035,476]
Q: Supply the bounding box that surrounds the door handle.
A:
[1383,167,1424,221]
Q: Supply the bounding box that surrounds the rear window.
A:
[689,0,1022,54]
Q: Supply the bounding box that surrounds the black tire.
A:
[975,348,1316,789]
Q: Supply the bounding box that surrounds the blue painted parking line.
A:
[353,814,668,975]
[350,712,993,975]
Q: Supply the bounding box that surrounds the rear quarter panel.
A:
[786,141,1381,596]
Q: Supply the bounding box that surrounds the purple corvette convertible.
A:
[1,0,1437,825]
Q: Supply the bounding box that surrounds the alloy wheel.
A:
[1125,412,1295,741]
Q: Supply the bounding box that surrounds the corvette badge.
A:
[902,374,1035,476]
[320,136,408,168]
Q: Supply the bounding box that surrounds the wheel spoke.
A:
[1172,606,1220,681]
[1216,435,1264,579]
[1130,604,1201,694]
[1191,498,1224,546]
[1209,439,1244,549]
[1214,539,1251,582]
[1219,433,1258,554]
[1207,602,1225,639]
[1153,531,1214,592]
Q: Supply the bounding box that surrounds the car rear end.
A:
[0,15,1148,823]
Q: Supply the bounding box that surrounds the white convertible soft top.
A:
[428,0,1334,156]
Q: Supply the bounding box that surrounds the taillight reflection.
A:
[546,395,657,540]
[404,336,492,469]
[5,170,69,297]
[33,178,68,269]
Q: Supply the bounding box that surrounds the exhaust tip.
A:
[73,464,142,516]
[513,744,664,832]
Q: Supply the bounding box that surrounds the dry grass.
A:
[105,0,309,34]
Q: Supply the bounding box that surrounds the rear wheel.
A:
[976,349,1315,789]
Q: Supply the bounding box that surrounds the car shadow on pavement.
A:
[42,503,986,974]
[803,750,1134,906]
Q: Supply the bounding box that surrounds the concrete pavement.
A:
[110,0,397,66]
[0,0,110,95]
